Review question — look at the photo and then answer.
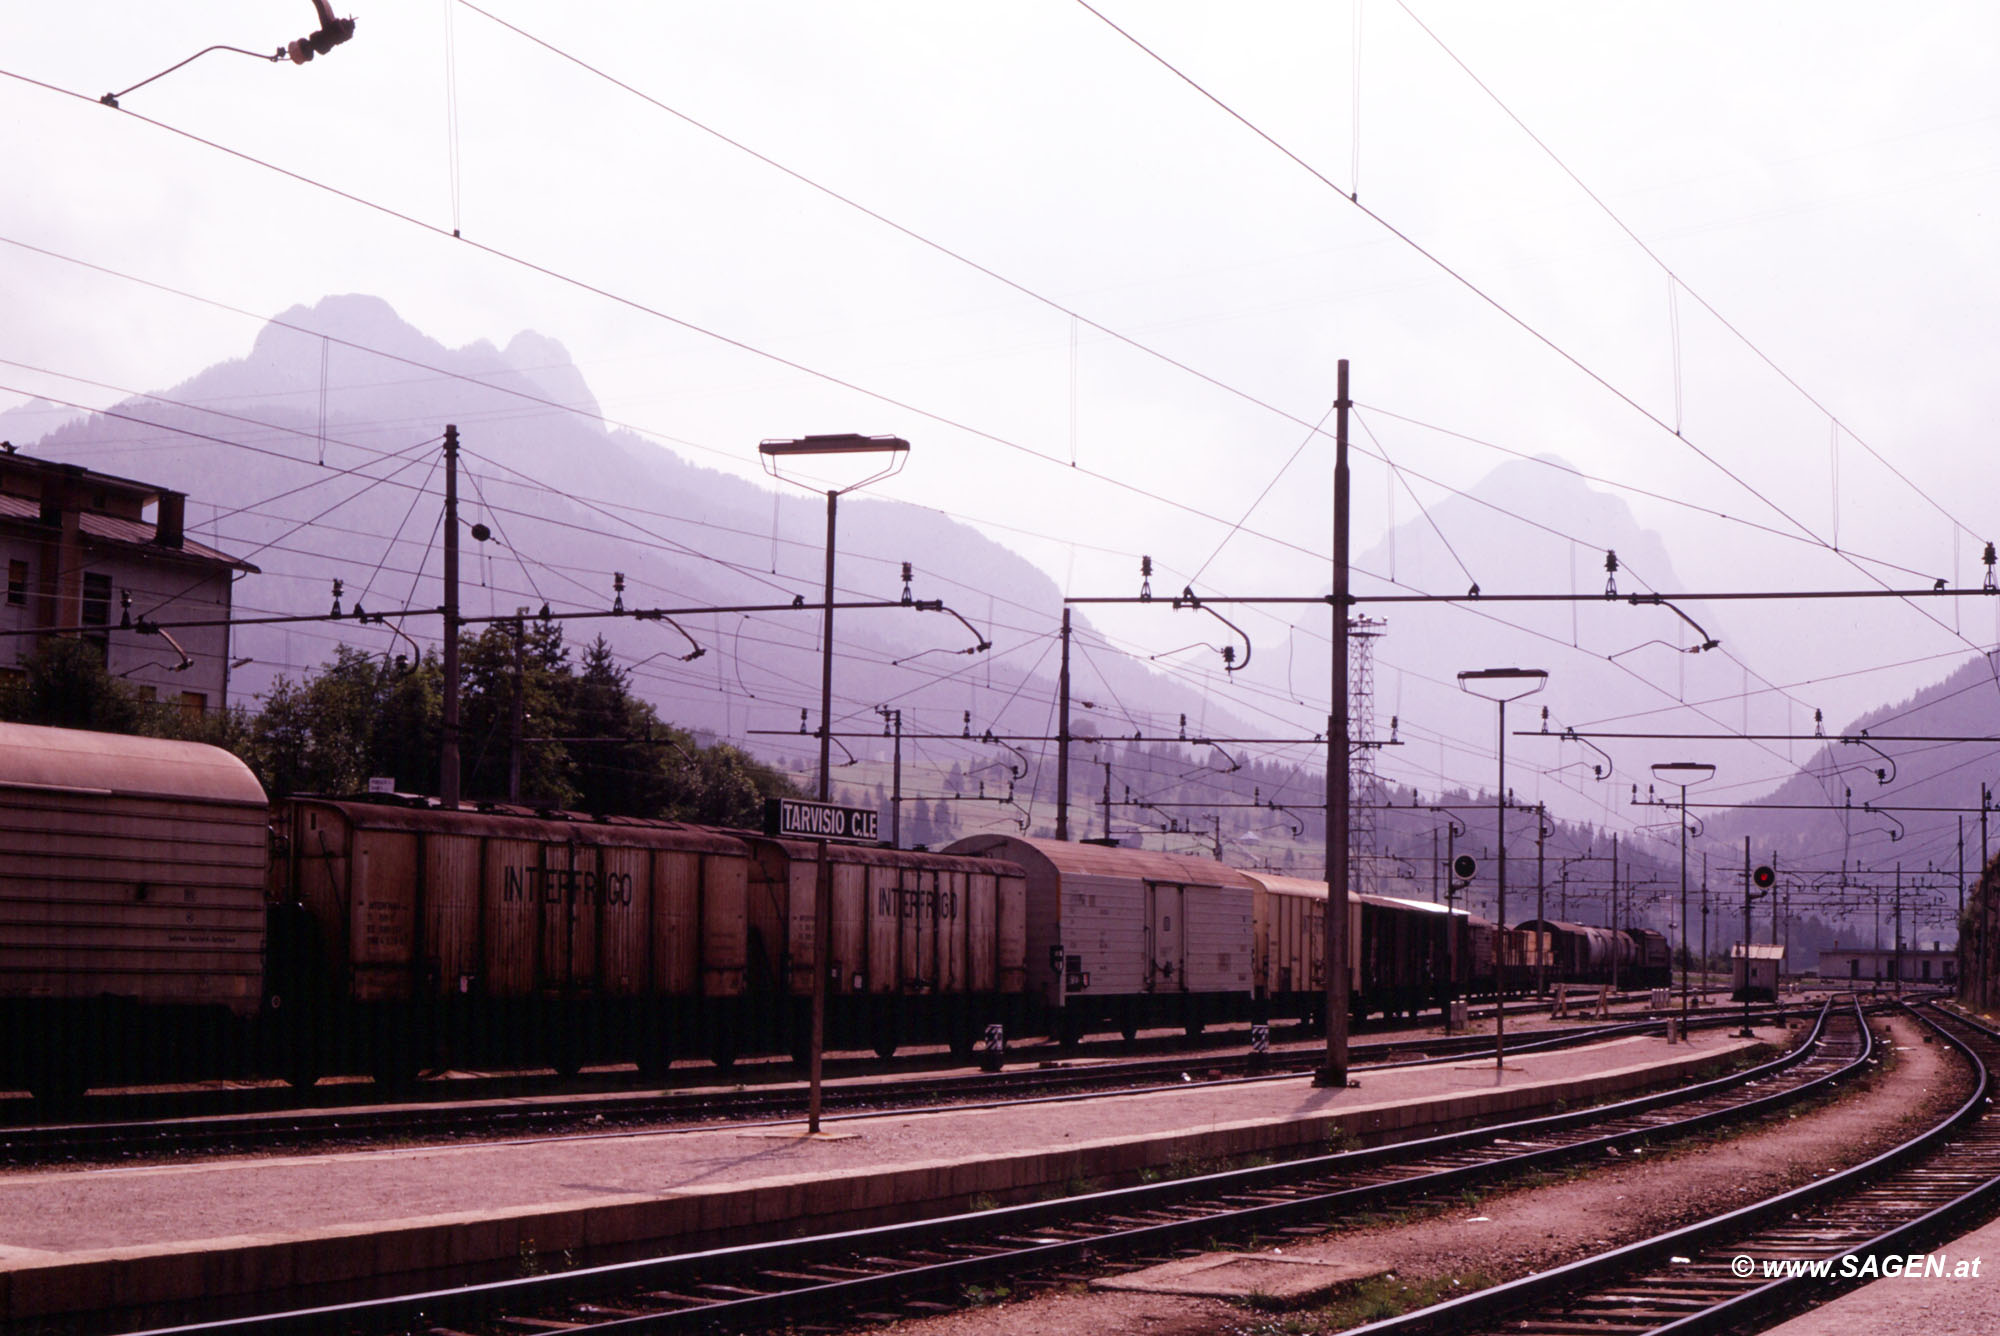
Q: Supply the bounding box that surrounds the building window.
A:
[81,571,112,661]
[6,560,24,607]
[179,691,207,719]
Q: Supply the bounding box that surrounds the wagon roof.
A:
[290,795,749,852]
[1234,870,1328,899]
[1362,892,1469,917]
[0,721,266,805]
[943,834,1260,889]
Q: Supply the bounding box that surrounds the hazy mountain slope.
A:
[22,295,1259,793]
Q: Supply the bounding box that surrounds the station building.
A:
[0,447,255,713]
[1815,944,1958,986]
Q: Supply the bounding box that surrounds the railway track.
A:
[1326,998,2000,1336]
[4,1007,1807,1167]
[117,1000,1864,1335]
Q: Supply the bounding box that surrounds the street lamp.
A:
[758,433,907,1136]
[1458,666,1548,1077]
[1652,761,1716,1031]
[758,434,910,801]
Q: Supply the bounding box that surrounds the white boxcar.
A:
[944,834,1255,1042]
[0,722,270,1098]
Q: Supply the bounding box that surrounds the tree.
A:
[236,633,800,821]
[244,646,439,797]
[459,617,572,806]
[0,636,143,733]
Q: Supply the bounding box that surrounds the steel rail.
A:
[117,1003,1857,1335]
[7,1007,1808,1166]
[1335,997,1994,1336]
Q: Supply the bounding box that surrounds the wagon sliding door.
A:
[1144,882,1185,994]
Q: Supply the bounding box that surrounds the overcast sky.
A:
[4,2,1999,843]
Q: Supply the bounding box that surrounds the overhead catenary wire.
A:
[7,41,1976,836]
[1071,0,1991,670]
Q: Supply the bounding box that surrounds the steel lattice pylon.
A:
[1349,616,1385,895]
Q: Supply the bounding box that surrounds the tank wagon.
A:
[1515,918,1650,989]
[944,834,1255,1043]
[0,723,269,1101]
[1624,927,1672,989]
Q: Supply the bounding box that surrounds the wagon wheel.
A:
[634,1031,675,1079]
[367,1025,424,1092]
[1057,1010,1084,1050]
[368,1044,421,1092]
[25,1055,88,1111]
[282,1047,323,1091]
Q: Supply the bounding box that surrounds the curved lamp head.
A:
[759,433,910,495]
[1650,760,1717,789]
[1457,666,1548,704]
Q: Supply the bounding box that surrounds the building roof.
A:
[1819,945,1954,956]
[0,492,256,572]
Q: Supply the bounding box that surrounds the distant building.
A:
[1815,944,1957,985]
[0,448,255,712]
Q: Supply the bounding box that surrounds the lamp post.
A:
[758,434,910,800]
[1458,667,1548,1076]
[758,432,909,1134]
[1652,761,1716,1031]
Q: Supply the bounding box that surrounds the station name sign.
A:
[765,797,881,844]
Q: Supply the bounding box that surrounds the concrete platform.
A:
[0,1028,1769,1329]
[1760,1211,2000,1336]
[1094,1250,1388,1306]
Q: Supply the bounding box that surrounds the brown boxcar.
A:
[1237,870,1361,1026]
[738,835,1028,1057]
[0,723,269,1099]
[273,797,755,1080]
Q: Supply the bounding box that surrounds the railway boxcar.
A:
[0,723,270,1101]
[273,796,757,1081]
[737,835,1028,1059]
[1235,870,1359,1026]
[1355,894,1455,1019]
[946,834,1255,1042]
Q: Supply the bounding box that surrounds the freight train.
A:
[0,724,1653,1101]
